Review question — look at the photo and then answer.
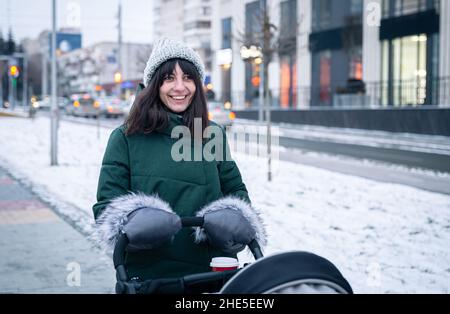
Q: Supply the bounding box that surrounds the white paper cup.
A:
[210,257,239,272]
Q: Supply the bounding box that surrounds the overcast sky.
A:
[0,0,154,46]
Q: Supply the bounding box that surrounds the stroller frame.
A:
[113,216,263,294]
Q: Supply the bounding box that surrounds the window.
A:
[349,46,362,80]
[382,34,428,106]
[312,0,331,31]
[202,6,211,15]
[279,0,297,55]
[279,0,297,108]
[383,0,436,17]
[280,56,297,108]
[245,0,266,44]
[222,18,232,49]
[319,51,331,104]
[184,21,211,30]
[350,0,363,14]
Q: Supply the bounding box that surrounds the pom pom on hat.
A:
[143,37,206,87]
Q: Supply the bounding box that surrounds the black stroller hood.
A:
[219,251,353,294]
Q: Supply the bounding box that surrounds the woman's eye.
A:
[183,75,192,81]
[164,76,174,81]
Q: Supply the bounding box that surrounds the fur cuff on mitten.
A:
[92,192,174,253]
[194,196,267,248]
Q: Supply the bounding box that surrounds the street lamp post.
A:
[240,45,264,122]
[240,43,272,181]
[50,0,58,166]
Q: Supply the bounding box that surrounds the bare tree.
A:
[232,0,305,181]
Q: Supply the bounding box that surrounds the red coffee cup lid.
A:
[210,257,239,268]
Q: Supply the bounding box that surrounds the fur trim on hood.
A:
[194,196,267,248]
[91,192,173,253]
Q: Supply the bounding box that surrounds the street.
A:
[39,110,450,195]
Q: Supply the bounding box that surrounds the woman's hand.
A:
[194,196,267,254]
[123,207,182,252]
[202,208,255,254]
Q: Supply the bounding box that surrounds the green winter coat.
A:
[92,113,250,280]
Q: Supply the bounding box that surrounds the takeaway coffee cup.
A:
[210,257,239,272]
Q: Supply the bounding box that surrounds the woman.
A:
[92,38,266,281]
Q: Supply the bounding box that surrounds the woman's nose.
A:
[173,77,186,90]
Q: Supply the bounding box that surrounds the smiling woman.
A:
[92,37,265,283]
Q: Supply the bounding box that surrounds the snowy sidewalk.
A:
[0,166,115,293]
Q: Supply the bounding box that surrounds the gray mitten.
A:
[202,208,256,254]
[93,192,183,254]
[123,207,182,252]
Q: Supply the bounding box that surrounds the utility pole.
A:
[42,46,48,98]
[8,65,14,109]
[0,63,3,108]
[50,0,58,166]
[0,56,10,109]
[23,54,28,106]
[258,0,265,123]
[117,0,123,98]
[261,0,272,182]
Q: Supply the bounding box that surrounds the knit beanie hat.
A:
[143,37,206,87]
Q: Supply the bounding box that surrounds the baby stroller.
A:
[113,216,353,294]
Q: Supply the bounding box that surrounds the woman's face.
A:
[159,62,196,113]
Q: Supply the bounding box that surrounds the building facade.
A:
[209,0,449,110]
[154,0,213,74]
[57,42,151,97]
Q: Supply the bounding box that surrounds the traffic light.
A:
[9,65,20,78]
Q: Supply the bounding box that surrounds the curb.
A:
[0,110,29,118]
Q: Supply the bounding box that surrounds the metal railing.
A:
[213,77,450,110]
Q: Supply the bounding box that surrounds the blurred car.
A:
[68,93,101,118]
[207,101,235,127]
[33,96,51,111]
[98,96,126,119]
[32,96,70,111]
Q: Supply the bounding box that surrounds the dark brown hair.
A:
[125,58,209,137]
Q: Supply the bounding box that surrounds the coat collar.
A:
[159,111,185,136]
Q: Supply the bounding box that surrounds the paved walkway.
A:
[0,167,115,293]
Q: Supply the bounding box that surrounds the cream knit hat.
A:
[143,37,206,87]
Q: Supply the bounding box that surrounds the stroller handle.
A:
[114,216,263,267]
[113,216,263,293]
[180,216,263,259]
[180,216,204,227]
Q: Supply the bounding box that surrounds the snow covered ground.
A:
[1,116,449,293]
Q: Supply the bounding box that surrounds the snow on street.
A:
[1,116,449,293]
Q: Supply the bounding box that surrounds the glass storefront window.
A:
[349,46,362,80]
[319,51,331,105]
[381,40,390,106]
[280,56,297,108]
[279,0,297,108]
[383,34,428,106]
